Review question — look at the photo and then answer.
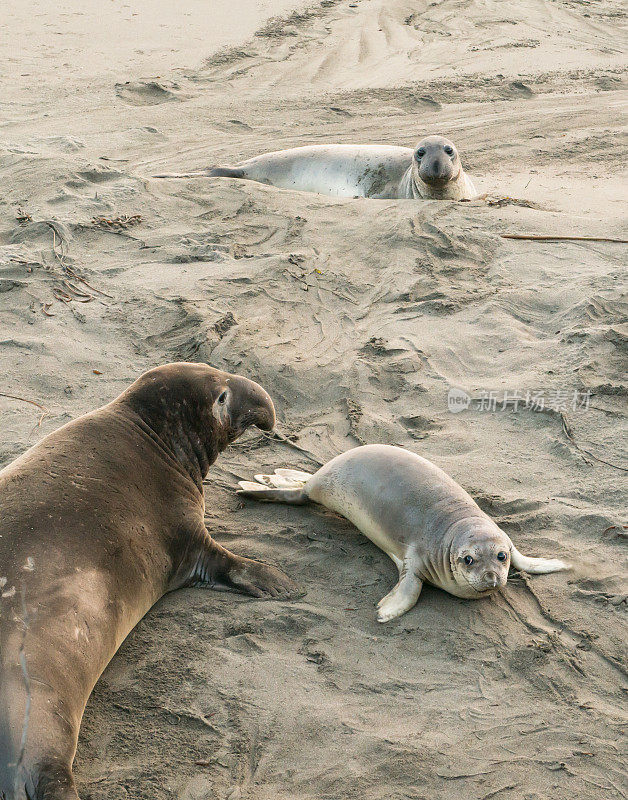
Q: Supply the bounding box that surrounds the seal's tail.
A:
[237,468,312,504]
[152,167,245,179]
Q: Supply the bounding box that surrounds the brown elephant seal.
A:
[238,444,570,623]
[0,363,299,800]
[153,135,477,201]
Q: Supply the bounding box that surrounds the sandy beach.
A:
[1,0,626,798]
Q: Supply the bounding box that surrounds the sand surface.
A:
[1,0,627,798]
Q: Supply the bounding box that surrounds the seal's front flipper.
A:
[193,535,302,599]
[228,556,303,600]
[376,559,423,623]
[510,545,571,574]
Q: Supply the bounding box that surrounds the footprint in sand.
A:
[500,80,535,98]
[115,80,193,106]
[77,167,126,183]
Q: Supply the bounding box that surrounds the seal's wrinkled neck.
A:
[161,404,222,488]
[117,369,225,491]
[129,392,221,491]
[114,364,275,492]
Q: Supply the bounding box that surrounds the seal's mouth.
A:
[418,167,458,186]
[469,583,494,595]
[459,573,504,595]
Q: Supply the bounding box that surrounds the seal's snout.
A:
[482,570,500,589]
[472,568,507,594]
[419,156,454,185]
[228,376,276,434]
[251,393,276,432]
[246,380,275,432]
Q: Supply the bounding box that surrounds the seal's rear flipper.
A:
[237,481,307,504]
[152,170,211,178]
[152,166,245,179]
[237,468,311,504]
[275,468,313,482]
[510,546,571,574]
[208,167,245,179]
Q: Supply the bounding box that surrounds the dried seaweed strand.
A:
[559,412,627,472]
[489,398,626,472]
[49,224,113,299]
[261,428,324,467]
[502,234,627,244]
[0,393,49,426]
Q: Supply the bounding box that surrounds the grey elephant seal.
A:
[153,135,477,201]
[0,363,299,800]
[238,444,569,623]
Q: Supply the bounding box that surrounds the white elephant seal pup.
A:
[238,444,570,622]
[153,135,477,200]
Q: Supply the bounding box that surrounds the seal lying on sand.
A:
[238,445,570,623]
[0,363,299,800]
[153,135,477,200]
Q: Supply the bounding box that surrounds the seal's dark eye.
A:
[217,391,227,405]
[415,148,426,159]
[444,146,454,156]
[464,555,474,566]
[497,551,508,562]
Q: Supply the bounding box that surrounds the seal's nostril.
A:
[484,571,498,587]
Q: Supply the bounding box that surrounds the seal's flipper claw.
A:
[510,546,571,574]
[229,558,302,600]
